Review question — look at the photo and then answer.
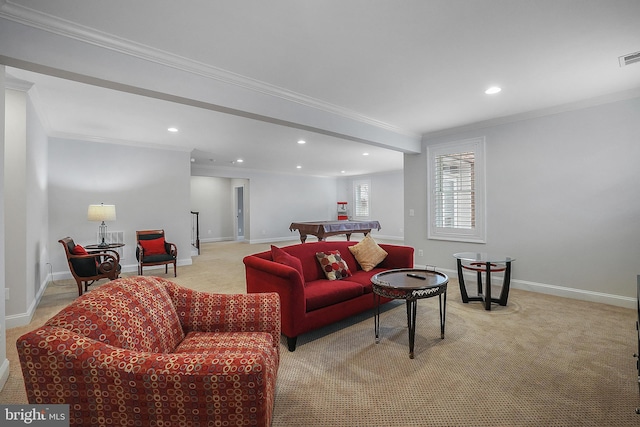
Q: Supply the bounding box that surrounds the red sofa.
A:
[17,276,280,427]
[243,240,414,351]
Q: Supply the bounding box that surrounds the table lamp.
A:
[88,203,117,247]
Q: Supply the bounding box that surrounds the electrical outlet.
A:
[418,249,424,257]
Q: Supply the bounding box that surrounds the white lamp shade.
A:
[88,204,117,222]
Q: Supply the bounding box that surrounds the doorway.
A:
[235,186,244,240]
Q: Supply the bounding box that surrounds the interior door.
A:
[236,186,244,240]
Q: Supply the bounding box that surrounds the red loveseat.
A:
[243,240,414,351]
[16,276,280,427]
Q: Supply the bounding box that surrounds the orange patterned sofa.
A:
[16,276,281,427]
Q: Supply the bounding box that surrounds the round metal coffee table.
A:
[371,268,448,359]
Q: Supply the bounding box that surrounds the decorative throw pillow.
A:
[140,237,166,255]
[72,245,89,255]
[71,244,99,269]
[348,234,388,272]
[271,245,304,278]
[316,250,352,280]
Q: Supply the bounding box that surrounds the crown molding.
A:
[422,87,640,141]
[0,1,419,140]
[48,131,193,154]
[4,73,32,91]
[4,73,54,133]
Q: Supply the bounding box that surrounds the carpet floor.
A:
[2,240,639,426]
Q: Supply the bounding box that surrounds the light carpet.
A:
[2,240,639,426]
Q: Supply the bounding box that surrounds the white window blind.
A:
[435,152,475,229]
[354,180,371,218]
[428,138,486,243]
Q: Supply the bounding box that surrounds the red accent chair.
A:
[136,229,178,276]
[59,237,121,295]
[16,276,280,427]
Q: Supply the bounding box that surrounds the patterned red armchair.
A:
[16,276,281,427]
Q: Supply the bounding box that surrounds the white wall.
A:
[4,88,28,315]
[26,92,49,303]
[190,176,235,242]
[404,96,640,307]
[4,83,49,328]
[231,178,250,239]
[337,170,404,240]
[0,66,8,392]
[192,166,338,243]
[48,138,193,279]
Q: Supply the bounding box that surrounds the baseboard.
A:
[416,265,635,309]
[249,236,300,244]
[200,237,236,243]
[51,258,193,281]
[247,234,405,245]
[372,234,404,242]
[0,358,9,392]
[5,274,51,329]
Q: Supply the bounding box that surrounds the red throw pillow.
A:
[271,245,304,278]
[316,250,352,280]
[72,245,88,255]
[140,237,166,255]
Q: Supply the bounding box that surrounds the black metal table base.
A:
[375,291,447,359]
[456,260,512,311]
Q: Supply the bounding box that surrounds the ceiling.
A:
[2,0,640,177]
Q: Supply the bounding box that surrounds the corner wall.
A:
[48,138,192,284]
[0,65,9,391]
[337,170,404,240]
[192,166,338,243]
[4,80,49,329]
[404,96,640,307]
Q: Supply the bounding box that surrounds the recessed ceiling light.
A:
[363,152,369,156]
[236,159,244,163]
[296,165,302,169]
[190,158,195,163]
[297,140,306,144]
[168,127,178,132]
[341,170,346,174]
[485,86,502,95]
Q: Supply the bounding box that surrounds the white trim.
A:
[0,1,418,140]
[422,87,640,140]
[353,179,371,219]
[5,272,50,329]
[415,265,636,309]
[427,137,486,243]
[249,236,301,245]
[199,237,236,244]
[0,358,10,393]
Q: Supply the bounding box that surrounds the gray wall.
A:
[48,138,193,278]
[405,96,640,307]
[0,67,7,389]
[191,169,406,244]
[190,176,235,242]
[337,170,404,240]
[4,84,49,327]
[192,166,338,243]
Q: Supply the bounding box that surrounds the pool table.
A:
[289,220,381,243]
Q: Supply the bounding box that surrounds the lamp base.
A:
[98,221,108,248]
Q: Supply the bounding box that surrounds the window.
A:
[354,180,371,218]
[427,137,486,243]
